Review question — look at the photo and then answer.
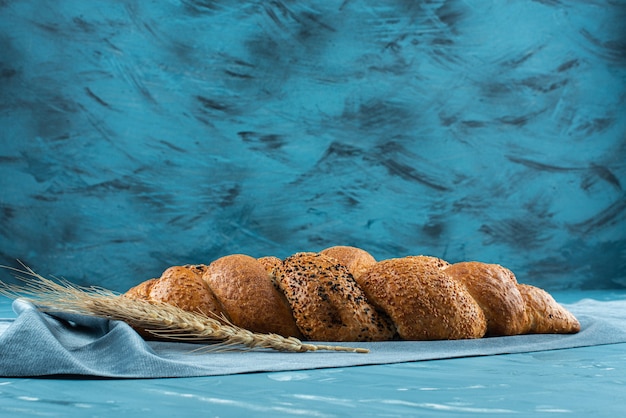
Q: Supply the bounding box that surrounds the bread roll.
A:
[274,252,396,342]
[517,284,581,334]
[123,266,226,339]
[445,261,528,336]
[146,266,225,316]
[124,278,158,301]
[358,256,487,340]
[202,254,302,338]
[319,245,377,281]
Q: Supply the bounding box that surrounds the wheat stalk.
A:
[0,263,369,354]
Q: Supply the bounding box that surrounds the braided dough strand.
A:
[274,252,396,342]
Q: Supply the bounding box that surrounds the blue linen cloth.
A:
[1,298,626,379]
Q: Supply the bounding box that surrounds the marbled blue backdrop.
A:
[1,1,625,291]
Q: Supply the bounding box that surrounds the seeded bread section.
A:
[274,252,396,342]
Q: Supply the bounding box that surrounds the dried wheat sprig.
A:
[0,264,369,354]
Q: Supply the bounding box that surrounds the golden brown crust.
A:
[275,252,396,342]
[257,256,283,275]
[445,261,528,336]
[405,255,450,270]
[203,254,302,338]
[358,256,487,340]
[319,245,377,281]
[517,284,581,334]
[183,264,210,277]
[257,256,285,295]
[122,279,160,339]
[148,266,226,317]
[123,278,158,301]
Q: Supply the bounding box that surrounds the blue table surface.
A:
[1,291,625,417]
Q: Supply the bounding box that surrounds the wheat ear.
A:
[0,264,368,354]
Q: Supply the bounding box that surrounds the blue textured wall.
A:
[1,1,625,291]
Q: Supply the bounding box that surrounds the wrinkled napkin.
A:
[1,297,626,379]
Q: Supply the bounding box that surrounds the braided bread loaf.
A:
[123,245,580,341]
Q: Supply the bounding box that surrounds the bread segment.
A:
[202,254,302,338]
[274,252,396,342]
[517,284,581,334]
[358,256,487,340]
[445,262,528,336]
